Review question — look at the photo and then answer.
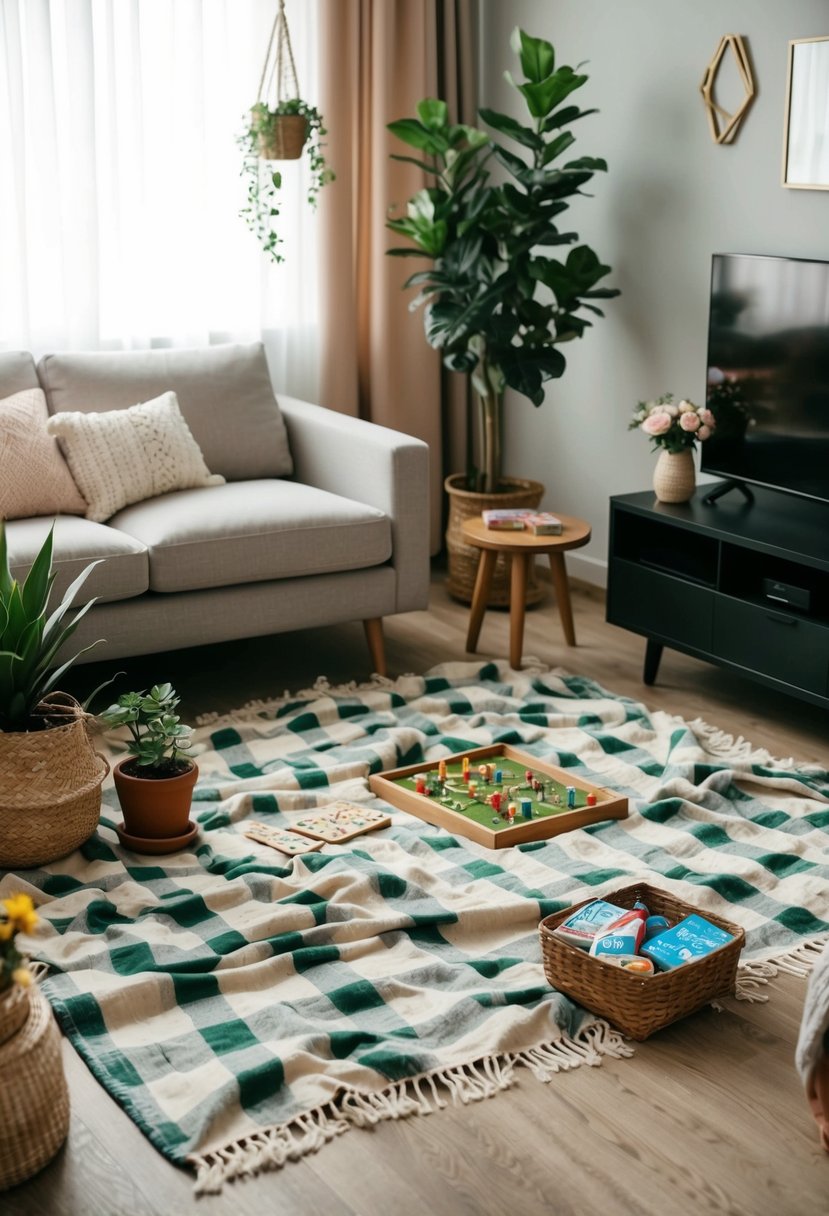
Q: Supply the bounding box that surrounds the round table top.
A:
[461,513,591,554]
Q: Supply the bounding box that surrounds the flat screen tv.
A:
[702,252,829,505]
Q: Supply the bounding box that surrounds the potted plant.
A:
[0,893,70,1189]
[629,393,717,503]
[387,28,619,602]
[0,521,108,868]
[100,683,198,849]
[239,98,334,263]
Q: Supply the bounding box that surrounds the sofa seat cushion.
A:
[38,342,292,482]
[108,479,392,593]
[6,516,149,604]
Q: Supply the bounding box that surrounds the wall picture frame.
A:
[783,36,829,189]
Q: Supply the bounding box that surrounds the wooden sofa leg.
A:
[363,618,387,677]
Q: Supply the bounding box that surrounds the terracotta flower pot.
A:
[112,759,198,840]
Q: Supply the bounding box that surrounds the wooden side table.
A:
[461,515,592,670]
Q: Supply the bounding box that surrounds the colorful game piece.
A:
[567,786,576,809]
[520,799,533,820]
[438,760,447,782]
[491,792,503,813]
[462,756,470,777]
[415,775,427,795]
[525,769,534,783]
[468,781,477,797]
[586,792,597,806]
[494,768,503,785]
[508,802,517,819]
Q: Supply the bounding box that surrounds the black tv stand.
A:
[607,487,829,709]
[702,479,754,506]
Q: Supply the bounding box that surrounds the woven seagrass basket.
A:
[256,113,307,159]
[0,694,109,869]
[445,474,545,606]
[0,983,70,1190]
[539,882,745,1040]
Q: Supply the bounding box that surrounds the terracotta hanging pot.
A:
[653,449,696,504]
[113,759,198,844]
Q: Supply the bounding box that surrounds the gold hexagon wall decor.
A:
[700,34,755,144]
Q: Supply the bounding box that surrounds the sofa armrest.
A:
[278,396,430,614]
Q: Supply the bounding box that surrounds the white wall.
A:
[479,1,829,586]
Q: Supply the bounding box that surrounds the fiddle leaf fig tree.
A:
[387,28,619,493]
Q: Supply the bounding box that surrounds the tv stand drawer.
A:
[712,598,829,695]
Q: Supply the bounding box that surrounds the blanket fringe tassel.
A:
[734,935,828,1003]
[189,1020,633,1195]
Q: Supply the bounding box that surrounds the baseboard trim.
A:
[537,551,607,591]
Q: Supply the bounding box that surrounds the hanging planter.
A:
[239,0,334,263]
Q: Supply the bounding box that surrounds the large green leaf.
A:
[478,107,541,151]
[416,98,448,132]
[20,526,54,618]
[0,520,13,604]
[386,118,448,156]
[512,28,555,84]
[512,68,587,120]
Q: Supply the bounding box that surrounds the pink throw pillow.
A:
[0,387,87,519]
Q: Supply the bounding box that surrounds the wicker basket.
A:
[256,113,308,160]
[539,882,745,1040]
[445,473,545,606]
[0,984,70,1190]
[0,693,109,869]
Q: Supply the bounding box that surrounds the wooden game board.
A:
[369,744,628,849]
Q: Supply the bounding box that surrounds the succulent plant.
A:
[99,683,193,774]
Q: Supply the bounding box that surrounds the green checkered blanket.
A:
[4,660,828,1193]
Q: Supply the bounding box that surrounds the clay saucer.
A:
[115,820,199,855]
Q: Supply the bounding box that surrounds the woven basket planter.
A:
[256,113,308,160]
[0,983,70,1190]
[539,882,745,1040]
[445,474,545,606]
[0,695,109,869]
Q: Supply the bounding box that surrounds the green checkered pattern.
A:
[6,660,829,1180]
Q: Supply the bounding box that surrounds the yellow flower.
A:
[2,893,38,934]
[0,921,13,941]
[11,967,32,987]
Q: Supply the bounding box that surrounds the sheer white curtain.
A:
[0,0,322,400]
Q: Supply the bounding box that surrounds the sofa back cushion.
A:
[38,342,293,481]
[0,351,39,397]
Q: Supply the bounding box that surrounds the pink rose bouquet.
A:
[629,393,715,453]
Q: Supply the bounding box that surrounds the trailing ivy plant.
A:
[387,28,619,493]
[239,99,334,264]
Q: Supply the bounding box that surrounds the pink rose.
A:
[700,408,715,427]
[679,412,701,432]
[698,425,712,440]
[642,411,672,436]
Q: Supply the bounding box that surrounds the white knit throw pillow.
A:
[46,391,225,522]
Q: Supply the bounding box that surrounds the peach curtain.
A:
[317,0,478,553]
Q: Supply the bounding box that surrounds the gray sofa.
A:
[1,343,430,675]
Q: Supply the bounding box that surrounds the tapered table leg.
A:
[509,552,530,669]
[549,552,576,646]
[466,549,497,653]
[643,638,663,685]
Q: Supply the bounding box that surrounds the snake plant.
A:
[0,521,101,731]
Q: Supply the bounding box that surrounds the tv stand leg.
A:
[643,639,663,686]
[702,480,755,506]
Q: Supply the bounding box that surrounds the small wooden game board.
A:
[288,802,392,844]
[369,744,627,849]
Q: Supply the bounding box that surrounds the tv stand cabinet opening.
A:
[606,487,829,710]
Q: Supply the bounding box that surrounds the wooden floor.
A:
[10,564,829,1216]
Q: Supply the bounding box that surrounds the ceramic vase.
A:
[113,759,199,841]
[653,449,696,504]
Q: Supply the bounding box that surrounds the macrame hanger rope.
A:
[257,0,300,106]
